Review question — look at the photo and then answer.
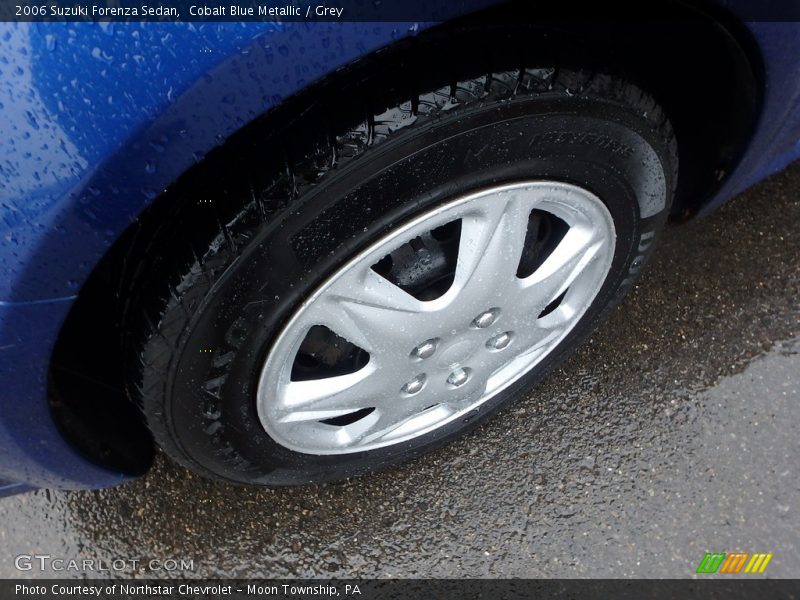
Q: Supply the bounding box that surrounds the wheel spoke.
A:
[300,268,424,355]
[513,321,563,357]
[517,225,606,314]
[277,363,384,422]
[359,404,453,445]
[329,267,425,314]
[452,196,532,298]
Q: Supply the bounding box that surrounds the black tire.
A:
[125,39,677,486]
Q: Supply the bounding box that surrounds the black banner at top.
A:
[6,0,473,22]
[1,0,800,22]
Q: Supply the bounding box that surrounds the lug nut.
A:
[472,308,499,329]
[447,367,471,388]
[411,339,438,360]
[402,374,427,395]
[487,331,513,351]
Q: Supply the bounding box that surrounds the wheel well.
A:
[48,0,762,472]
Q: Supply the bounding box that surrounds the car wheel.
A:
[127,64,677,485]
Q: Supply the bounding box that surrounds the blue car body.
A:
[1,2,800,493]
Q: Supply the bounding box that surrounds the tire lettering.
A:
[529,131,634,157]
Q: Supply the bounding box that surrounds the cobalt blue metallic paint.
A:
[1,2,799,491]
[700,22,800,217]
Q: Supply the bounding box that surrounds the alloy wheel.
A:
[257,181,616,454]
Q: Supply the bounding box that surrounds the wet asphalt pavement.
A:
[1,162,799,580]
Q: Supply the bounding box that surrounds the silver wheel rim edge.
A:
[256,181,616,455]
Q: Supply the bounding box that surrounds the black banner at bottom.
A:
[3,579,800,600]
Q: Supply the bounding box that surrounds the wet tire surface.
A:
[1,162,799,578]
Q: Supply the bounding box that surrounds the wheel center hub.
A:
[436,339,477,369]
